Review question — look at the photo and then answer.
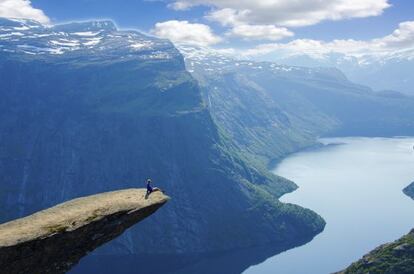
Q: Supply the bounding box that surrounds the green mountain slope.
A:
[181,46,414,168]
[0,18,323,270]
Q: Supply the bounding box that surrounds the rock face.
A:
[0,189,169,274]
[0,17,324,261]
[337,229,414,274]
[403,182,414,199]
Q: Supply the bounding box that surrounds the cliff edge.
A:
[0,189,169,274]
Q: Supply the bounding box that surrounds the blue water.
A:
[245,137,414,274]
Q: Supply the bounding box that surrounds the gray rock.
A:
[0,189,168,274]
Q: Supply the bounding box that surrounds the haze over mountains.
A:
[260,52,414,96]
[180,45,414,160]
[223,20,414,96]
[1,17,414,273]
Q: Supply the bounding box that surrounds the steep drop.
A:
[0,189,168,274]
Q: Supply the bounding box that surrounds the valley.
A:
[1,17,414,274]
[245,137,414,274]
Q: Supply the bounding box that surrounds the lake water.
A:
[244,137,414,274]
[71,137,414,274]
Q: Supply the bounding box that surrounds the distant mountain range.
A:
[180,45,414,167]
[253,52,414,96]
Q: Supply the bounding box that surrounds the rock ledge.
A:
[0,189,169,274]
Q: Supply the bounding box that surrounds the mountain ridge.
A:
[256,52,414,96]
[0,17,325,273]
[180,45,414,170]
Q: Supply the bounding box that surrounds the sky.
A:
[0,0,413,61]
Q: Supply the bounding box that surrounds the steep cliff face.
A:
[337,229,414,274]
[0,17,324,266]
[0,189,169,274]
[180,46,414,167]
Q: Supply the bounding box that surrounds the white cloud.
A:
[169,0,391,27]
[0,0,50,24]
[379,21,414,48]
[152,20,222,47]
[205,8,248,27]
[167,1,195,10]
[205,9,294,41]
[241,21,414,61]
[229,24,293,41]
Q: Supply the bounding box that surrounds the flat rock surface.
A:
[0,189,168,274]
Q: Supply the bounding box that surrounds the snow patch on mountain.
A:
[0,18,179,62]
[177,45,346,82]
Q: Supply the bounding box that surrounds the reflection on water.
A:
[245,137,414,274]
[70,238,310,274]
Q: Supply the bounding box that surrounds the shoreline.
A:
[247,136,414,274]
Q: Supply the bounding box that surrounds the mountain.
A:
[0,189,168,274]
[180,46,414,167]
[0,18,324,273]
[337,229,414,274]
[261,53,414,95]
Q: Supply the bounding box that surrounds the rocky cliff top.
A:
[0,189,169,274]
[0,17,179,63]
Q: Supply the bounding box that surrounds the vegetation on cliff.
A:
[338,229,414,274]
[0,18,324,261]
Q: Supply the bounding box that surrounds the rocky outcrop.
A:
[0,189,168,274]
[403,182,414,199]
[337,229,414,274]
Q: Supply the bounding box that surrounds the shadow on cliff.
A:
[69,235,315,274]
